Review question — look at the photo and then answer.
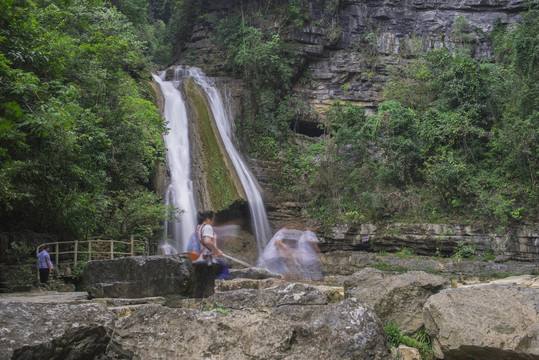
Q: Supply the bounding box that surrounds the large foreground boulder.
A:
[344,268,449,334]
[0,283,391,359]
[83,255,196,299]
[106,298,391,359]
[424,284,539,359]
[0,302,116,360]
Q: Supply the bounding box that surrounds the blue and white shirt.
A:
[37,250,53,270]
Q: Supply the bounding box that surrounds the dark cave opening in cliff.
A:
[291,120,324,138]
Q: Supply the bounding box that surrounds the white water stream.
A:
[154,66,272,253]
[153,69,197,253]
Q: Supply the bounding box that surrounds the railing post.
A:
[89,240,92,261]
[36,245,41,281]
[74,240,78,267]
[131,236,134,256]
[55,242,59,267]
[111,240,114,259]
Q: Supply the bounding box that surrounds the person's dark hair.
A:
[44,245,50,250]
[197,210,214,224]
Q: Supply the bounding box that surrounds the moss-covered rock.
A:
[182,78,246,213]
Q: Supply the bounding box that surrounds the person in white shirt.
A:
[197,211,223,261]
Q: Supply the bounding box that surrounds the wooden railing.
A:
[36,237,151,279]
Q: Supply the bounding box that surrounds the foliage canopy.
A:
[0,0,172,242]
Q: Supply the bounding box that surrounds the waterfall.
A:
[153,69,197,253]
[154,66,272,253]
[187,67,272,252]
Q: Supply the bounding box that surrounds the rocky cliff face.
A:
[169,1,538,261]
[335,0,523,55]
[321,222,539,262]
[292,0,524,117]
[181,77,248,213]
[180,0,524,116]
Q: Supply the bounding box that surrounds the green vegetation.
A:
[71,260,88,290]
[256,4,538,229]
[202,299,230,315]
[4,241,35,287]
[371,263,409,274]
[395,247,415,259]
[0,0,174,244]
[453,241,478,263]
[211,1,303,156]
[385,321,434,360]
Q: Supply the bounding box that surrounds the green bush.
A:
[395,247,415,259]
[6,242,35,286]
[453,242,477,260]
[384,321,434,360]
[0,0,170,241]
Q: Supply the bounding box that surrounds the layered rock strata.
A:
[321,222,539,262]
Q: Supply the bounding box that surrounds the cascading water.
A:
[154,66,272,253]
[153,69,198,253]
[187,67,272,252]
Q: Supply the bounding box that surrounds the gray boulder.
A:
[0,302,116,360]
[83,255,195,299]
[227,267,277,279]
[424,284,539,359]
[344,268,449,334]
[106,298,391,359]
[210,282,328,310]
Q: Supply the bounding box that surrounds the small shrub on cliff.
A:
[453,242,477,261]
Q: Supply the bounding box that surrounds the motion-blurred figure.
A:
[258,224,323,282]
[297,228,323,281]
[258,224,302,277]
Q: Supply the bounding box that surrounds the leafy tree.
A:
[0,0,170,243]
[363,101,422,186]
[235,27,294,92]
[291,100,369,225]
[109,0,149,24]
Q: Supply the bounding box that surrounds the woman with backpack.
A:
[190,211,221,259]
[187,211,229,281]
